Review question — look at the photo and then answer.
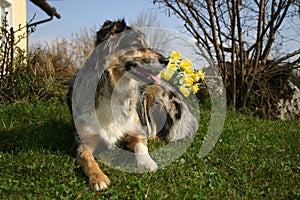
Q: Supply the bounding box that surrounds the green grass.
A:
[0,102,299,199]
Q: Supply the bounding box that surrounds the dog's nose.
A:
[159,56,169,66]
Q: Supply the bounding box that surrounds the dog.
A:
[66,19,198,191]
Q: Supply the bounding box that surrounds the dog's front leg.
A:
[124,134,158,172]
[77,144,110,191]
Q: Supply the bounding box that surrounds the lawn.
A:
[0,102,299,199]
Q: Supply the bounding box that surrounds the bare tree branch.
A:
[153,0,300,117]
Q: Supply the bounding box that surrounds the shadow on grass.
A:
[0,120,75,155]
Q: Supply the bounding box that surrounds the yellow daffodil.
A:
[179,58,192,71]
[170,50,181,60]
[191,83,200,94]
[160,68,174,80]
[190,70,205,82]
[184,68,194,75]
[160,50,205,97]
[179,85,191,97]
[196,70,205,80]
[190,73,199,82]
[167,59,178,71]
[180,74,194,87]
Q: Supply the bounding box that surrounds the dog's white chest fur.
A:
[96,78,140,145]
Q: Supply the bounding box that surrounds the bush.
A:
[0,14,95,104]
[0,48,67,103]
[0,20,67,104]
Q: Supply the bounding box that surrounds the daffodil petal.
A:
[197,70,205,80]
[170,50,181,60]
[183,75,194,86]
[160,69,174,80]
[179,58,193,71]
[179,86,191,97]
[192,84,200,94]
[167,61,177,71]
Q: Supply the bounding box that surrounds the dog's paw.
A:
[134,143,158,172]
[89,173,111,191]
[136,153,158,172]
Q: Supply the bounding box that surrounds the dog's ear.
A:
[113,19,131,34]
[95,20,115,45]
[95,19,131,46]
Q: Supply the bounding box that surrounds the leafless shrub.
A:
[154,0,300,118]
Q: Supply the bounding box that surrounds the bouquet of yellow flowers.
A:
[159,50,205,97]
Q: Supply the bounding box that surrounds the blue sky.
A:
[26,0,182,47]
[26,0,299,55]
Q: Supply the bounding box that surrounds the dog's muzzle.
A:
[129,65,161,85]
[125,55,169,85]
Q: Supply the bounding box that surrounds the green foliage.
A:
[0,14,68,104]
[0,52,67,103]
[0,102,299,199]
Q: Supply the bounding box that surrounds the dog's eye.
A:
[125,62,137,71]
[125,64,131,71]
[159,56,169,66]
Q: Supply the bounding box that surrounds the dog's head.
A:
[95,19,132,46]
[96,19,169,85]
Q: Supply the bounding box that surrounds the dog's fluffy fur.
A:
[66,19,198,191]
